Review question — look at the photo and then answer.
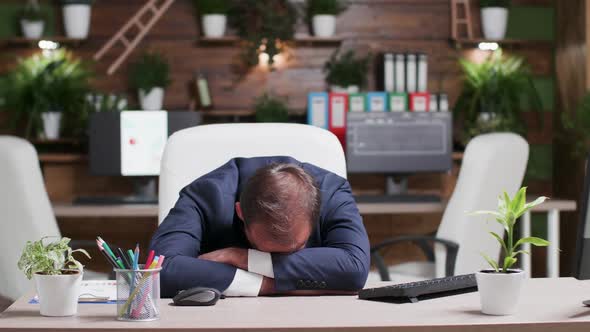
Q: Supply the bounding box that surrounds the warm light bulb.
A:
[478,42,499,51]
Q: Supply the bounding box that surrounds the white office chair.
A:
[370,133,529,282]
[158,123,347,223]
[0,136,106,302]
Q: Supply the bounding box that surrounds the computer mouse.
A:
[172,287,223,306]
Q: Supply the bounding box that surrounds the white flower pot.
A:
[139,87,165,111]
[331,85,359,93]
[202,14,227,38]
[476,269,525,315]
[481,7,509,40]
[62,4,91,39]
[312,15,336,37]
[41,112,62,140]
[34,271,82,317]
[21,20,44,39]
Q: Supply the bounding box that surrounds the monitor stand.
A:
[74,177,158,205]
[354,176,441,203]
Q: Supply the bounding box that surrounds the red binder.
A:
[409,93,430,112]
[329,93,348,150]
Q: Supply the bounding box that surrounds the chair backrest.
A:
[158,123,347,223]
[0,136,61,300]
[435,133,529,277]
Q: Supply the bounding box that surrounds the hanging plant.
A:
[228,0,297,67]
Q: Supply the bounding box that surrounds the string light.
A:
[478,42,499,51]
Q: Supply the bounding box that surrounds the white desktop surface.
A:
[1,278,590,331]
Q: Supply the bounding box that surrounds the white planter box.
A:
[139,87,165,111]
[63,4,91,39]
[21,20,44,39]
[476,269,525,315]
[41,112,62,140]
[312,15,336,37]
[202,14,227,38]
[34,271,82,316]
[481,7,509,40]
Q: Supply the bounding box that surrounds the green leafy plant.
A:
[128,51,171,93]
[228,0,297,67]
[561,93,590,159]
[0,49,92,139]
[306,0,347,18]
[194,0,230,15]
[18,237,90,279]
[454,50,542,144]
[21,0,45,21]
[86,92,128,113]
[471,187,549,273]
[324,49,370,88]
[480,0,511,7]
[254,93,289,122]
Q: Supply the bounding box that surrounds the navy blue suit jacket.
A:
[150,156,370,298]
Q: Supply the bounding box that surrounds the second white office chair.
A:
[158,123,347,223]
[370,133,529,281]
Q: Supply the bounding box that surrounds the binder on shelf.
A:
[307,92,329,128]
[366,92,388,112]
[389,93,408,112]
[349,93,366,112]
[406,53,417,93]
[409,93,430,112]
[384,53,394,92]
[439,93,449,112]
[394,54,405,92]
[429,93,438,112]
[417,53,428,92]
[329,93,348,148]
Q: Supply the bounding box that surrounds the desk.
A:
[52,199,576,278]
[1,278,590,331]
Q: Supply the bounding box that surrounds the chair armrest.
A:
[370,235,459,281]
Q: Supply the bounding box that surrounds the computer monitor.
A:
[346,111,452,202]
[81,111,201,204]
[574,155,590,279]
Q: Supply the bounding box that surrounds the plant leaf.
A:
[489,231,508,254]
[510,187,526,214]
[481,253,499,272]
[503,256,517,272]
[516,196,549,218]
[515,237,550,248]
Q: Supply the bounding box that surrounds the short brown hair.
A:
[239,163,321,244]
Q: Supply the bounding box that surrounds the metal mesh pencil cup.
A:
[115,265,162,321]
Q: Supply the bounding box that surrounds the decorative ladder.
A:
[94,0,176,75]
[450,0,474,40]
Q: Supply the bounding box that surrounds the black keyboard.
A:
[359,274,477,303]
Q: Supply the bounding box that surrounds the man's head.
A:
[235,163,321,253]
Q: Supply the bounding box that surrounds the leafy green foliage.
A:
[324,49,370,88]
[18,237,91,280]
[128,51,171,92]
[561,93,590,159]
[254,93,289,123]
[306,0,347,17]
[0,49,92,139]
[471,187,549,273]
[21,0,45,21]
[228,0,297,67]
[480,0,511,8]
[454,50,542,144]
[194,0,230,15]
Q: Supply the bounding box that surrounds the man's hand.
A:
[199,247,248,270]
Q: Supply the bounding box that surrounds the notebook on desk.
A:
[29,280,117,304]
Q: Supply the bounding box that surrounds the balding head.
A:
[236,163,320,253]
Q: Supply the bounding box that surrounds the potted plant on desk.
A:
[17,237,90,317]
[324,49,370,93]
[20,0,45,39]
[305,0,347,38]
[470,187,549,315]
[129,51,171,111]
[254,92,289,123]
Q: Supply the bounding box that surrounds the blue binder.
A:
[307,92,329,129]
[366,92,388,112]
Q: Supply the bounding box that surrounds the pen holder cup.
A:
[114,265,162,321]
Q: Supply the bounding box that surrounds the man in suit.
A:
[150,156,370,298]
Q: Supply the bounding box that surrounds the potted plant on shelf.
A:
[324,49,370,93]
[129,51,171,111]
[254,93,290,123]
[306,0,347,38]
[1,49,92,140]
[480,0,510,40]
[60,0,94,39]
[194,0,230,38]
[470,187,549,315]
[20,0,45,39]
[17,237,90,316]
[454,50,542,145]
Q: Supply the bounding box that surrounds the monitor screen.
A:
[575,157,590,279]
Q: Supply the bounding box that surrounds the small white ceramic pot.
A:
[34,271,82,316]
[41,112,62,140]
[476,269,525,315]
[62,4,91,39]
[481,7,509,40]
[312,15,336,37]
[21,20,45,39]
[202,14,227,38]
[139,87,165,111]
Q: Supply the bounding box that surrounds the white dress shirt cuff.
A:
[222,269,263,297]
[248,249,275,278]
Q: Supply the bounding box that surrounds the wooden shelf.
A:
[31,138,81,145]
[39,153,87,164]
[0,37,85,47]
[451,38,554,49]
[201,109,255,117]
[197,35,343,46]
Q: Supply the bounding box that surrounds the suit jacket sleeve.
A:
[271,180,370,291]
[149,179,238,298]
